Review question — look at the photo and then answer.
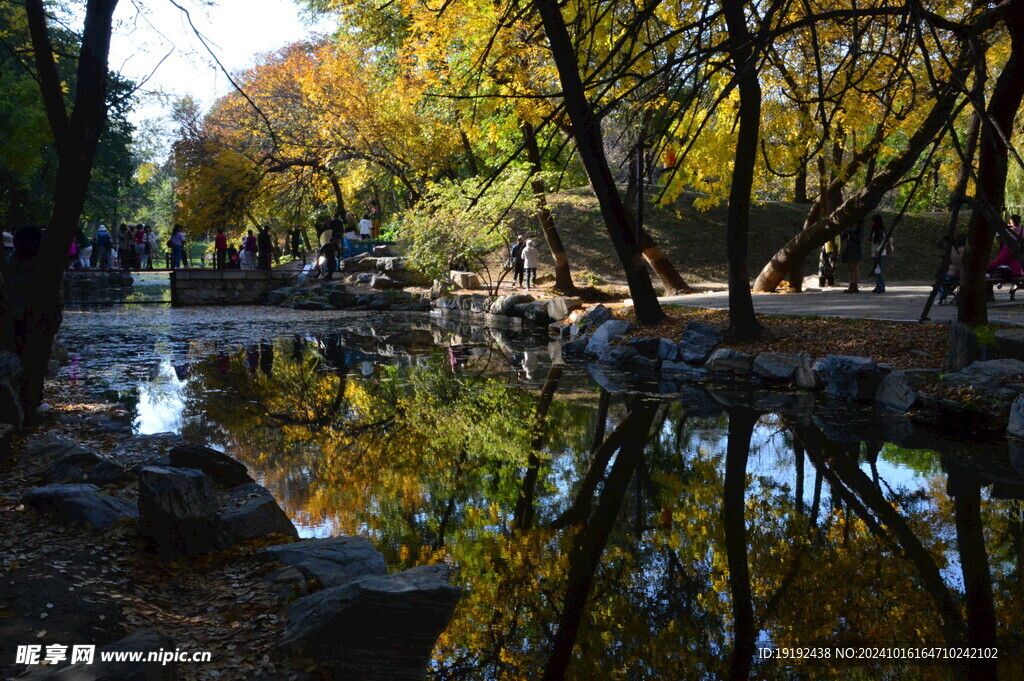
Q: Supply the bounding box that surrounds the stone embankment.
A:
[560,307,1024,437]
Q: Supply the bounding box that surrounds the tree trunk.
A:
[513,365,563,531]
[750,47,972,293]
[321,165,346,217]
[638,227,692,293]
[722,0,764,340]
[533,0,664,325]
[21,0,120,418]
[958,6,1024,326]
[522,121,575,292]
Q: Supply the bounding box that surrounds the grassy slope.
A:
[544,187,968,289]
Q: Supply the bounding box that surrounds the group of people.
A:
[509,235,541,289]
[213,225,278,270]
[66,223,164,271]
[818,215,893,293]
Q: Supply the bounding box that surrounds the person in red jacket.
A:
[215,228,228,270]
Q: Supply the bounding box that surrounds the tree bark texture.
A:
[522,121,575,292]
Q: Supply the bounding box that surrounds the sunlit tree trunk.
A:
[533,0,665,325]
[522,121,575,292]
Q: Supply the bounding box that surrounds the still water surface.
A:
[58,305,1023,679]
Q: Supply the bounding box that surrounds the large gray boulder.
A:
[705,348,755,377]
[677,322,722,364]
[585,320,635,357]
[342,253,378,273]
[578,304,612,330]
[752,352,802,383]
[167,444,253,487]
[940,359,1024,403]
[561,337,589,357]
[16,630,176,681]
[495,293,534,316]
[520,301,552,325]
[259,536,387,590]
[598,345,638,365]
[26,450,127,487]
[627,337,661,358]
[280,564,461,681]
[875,369,938,412]
[136,466,228,558]
[218,483,297,545]
[370,274,404,290]
[546,296,581,322]
[661,361,709,381]
[657,338,681,362]
[22,484,136,530]
[1010,394,1024,439]
[794,354,821,390]
[813,355,889,401]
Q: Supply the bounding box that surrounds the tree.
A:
[16,0,120,416]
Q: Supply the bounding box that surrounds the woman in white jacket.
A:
[521,239,540,289]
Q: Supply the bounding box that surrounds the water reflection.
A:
[57,312,1024,679]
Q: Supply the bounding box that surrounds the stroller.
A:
[936,275,958,305]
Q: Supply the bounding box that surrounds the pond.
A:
[57,305,1024,680]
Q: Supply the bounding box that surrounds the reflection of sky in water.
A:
[134,359,188,434]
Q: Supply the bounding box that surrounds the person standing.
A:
[368,199,381,239]
[290,225,305,264]
[75,227,93,270]
[134,224,146,270]
[117,223,131,271]
[870,215,893,294]
[242,229,258,270]
[257,225,273,270]
[145,225,160,269]
[522,238,540,290]
[95,225,112,270]
[170,225,187,269]
[841,220,864,293]
[510,235,526,287]
[215,228,228,269]
[358,215,372,240]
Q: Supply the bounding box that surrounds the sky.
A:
[105,0,332,125]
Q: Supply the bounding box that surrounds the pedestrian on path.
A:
[522,238,540,289]
[510,235,526,287]
[841,220,863,293]
[870,215,893,294]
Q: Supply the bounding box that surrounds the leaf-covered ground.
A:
[616,305,951,370]
[0,381,311,681]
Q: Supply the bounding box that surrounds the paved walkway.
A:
[659,284,1024,325]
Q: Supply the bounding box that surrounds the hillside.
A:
[540,187,969,290]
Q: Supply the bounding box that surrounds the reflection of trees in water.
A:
[178,341,1022,680]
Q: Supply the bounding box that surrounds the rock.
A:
[562,337,589,357]
[280,564,461,681]
[263,566,311,604]
[705,348,755,376]
[342,254,378,273]
[136,466,228,558]
[579,304,612,330]
[661,361,709,381]
[521,301,552,325]
[0,378,23,429]
[372,244,393,257]
[657,338,680,362]
[1009,395,1024,439]
[293,301,334,311]
[0,350,22,379]
[598,345,638,365]
[546,296,581,322]
[947,321,979,371]
[495,293,533,316]
[219,483,298,545]
[813,355,889,401]
[23,442,128,487]
[353,272,375,285]
[469,293,491,313]
[941,359,1024,404]
[631,355,661,372]
[370,274,404,290]
[752,352,802,382]
[677,322,722,364]
[259,536,387,590]
[585,320,635,357]
[16,630,177,681]
[329,291,357,308]
[430,277,455,299]
[794,353,821,390]
[167,444,253,487]
[549,322,570,339]
[876,369,938,412]
[450,270,481,290]
[374,256,404,272]
[628,337,661,358]
[22,484,136,530]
